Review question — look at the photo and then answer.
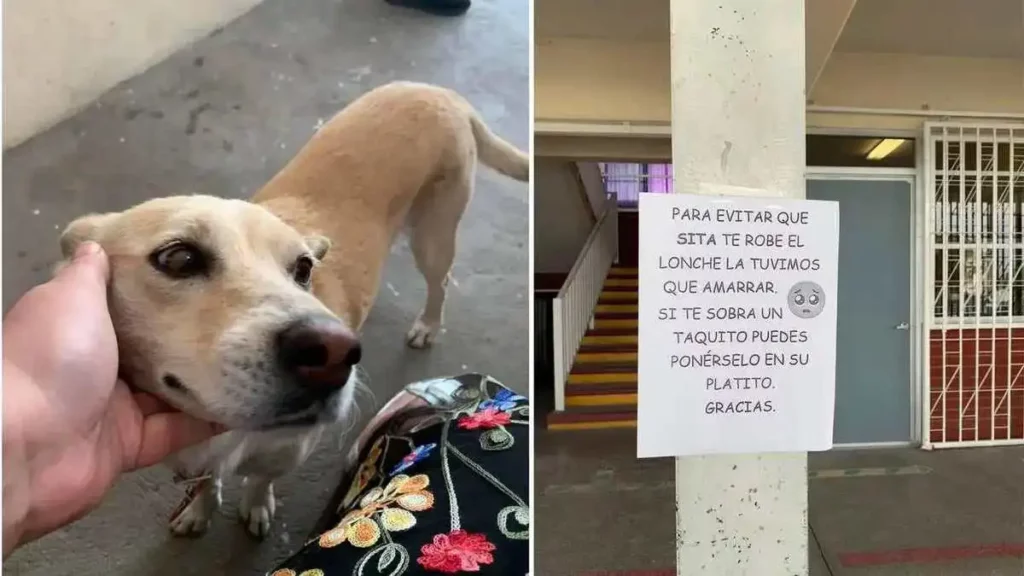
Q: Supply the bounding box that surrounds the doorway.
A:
[808,175,917,445]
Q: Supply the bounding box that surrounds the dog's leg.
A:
[169,477,222,536]
[239,476,277,539]
[406,171,472,349]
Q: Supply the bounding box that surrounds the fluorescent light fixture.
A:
[866,138,906,160]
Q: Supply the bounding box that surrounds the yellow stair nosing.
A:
[582,335,638,344]
[595,304,638,312]
[565,393,638,407]
[567,373,638,384]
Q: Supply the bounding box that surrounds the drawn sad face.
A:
[787,281,826,319]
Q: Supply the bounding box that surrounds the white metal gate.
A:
[924,122,1024,448]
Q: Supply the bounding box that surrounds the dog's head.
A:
[59,195,361,430]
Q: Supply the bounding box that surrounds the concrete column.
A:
[669,1,809,575]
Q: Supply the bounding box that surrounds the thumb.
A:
[54,242,111,292]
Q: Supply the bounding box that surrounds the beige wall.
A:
[534,159,595,274]
[3,0,264,149]
[535,38,669,123]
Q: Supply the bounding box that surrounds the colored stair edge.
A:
[579,344,639,354]
[587,327,639,336]
[607,270,638,278]
[571,362,637,374]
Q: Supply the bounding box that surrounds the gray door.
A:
[808,179,913,444]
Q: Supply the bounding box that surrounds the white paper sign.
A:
[637,192,839,458]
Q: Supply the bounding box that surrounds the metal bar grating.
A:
[925,123,1024,447]
[598,162,673,208]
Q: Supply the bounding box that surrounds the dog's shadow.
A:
[124,524,268,576]
[124,447,349,576]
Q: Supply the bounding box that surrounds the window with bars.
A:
[598,162,673,208]
[931,133,1024,323]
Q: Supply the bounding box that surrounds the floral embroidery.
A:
[478,389,526,412]
[319,474,434,549]
[390,442,437,476]
[417,530,496,573]
[457,407,511,430]
[275,376,530,576]
[341,436,387,509]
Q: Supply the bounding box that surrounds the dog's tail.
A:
[461,103,530,183]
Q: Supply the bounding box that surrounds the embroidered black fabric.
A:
[269,373,529,575]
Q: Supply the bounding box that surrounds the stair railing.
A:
[552,193,619,411]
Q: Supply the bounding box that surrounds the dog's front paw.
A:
[239,480,276,539]
[169,482,219,537]
[406,317,441,349]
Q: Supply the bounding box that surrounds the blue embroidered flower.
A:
[478,389,526,412]
[390,443,437,476]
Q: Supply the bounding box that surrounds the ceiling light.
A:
[866,138,906,160]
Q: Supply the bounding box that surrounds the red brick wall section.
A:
[929,329,1024,443]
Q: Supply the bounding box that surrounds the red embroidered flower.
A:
[417,530,496,573]
[457,408,511,430]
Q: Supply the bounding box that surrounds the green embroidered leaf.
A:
[497,505,530,540]
[353,543,410,576]
[378,545,396,571]
[480,427,514,451]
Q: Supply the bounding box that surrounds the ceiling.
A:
[534,0,668,41]
[836,0,1024,59]
[535,0,1024,59]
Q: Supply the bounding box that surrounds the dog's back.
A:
[253,81,527,331]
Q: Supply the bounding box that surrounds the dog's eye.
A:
[293,256,314,287]
[151,242,208,278]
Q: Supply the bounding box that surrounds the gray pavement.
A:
[2,0,528,573]
[535,424,1024,575]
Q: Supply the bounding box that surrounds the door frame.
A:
[806,167,922,448]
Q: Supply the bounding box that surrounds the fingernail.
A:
[74,241,102,260]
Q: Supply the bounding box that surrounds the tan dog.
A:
[57,81,528,537]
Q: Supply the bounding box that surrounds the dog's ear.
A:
[59,212,119,259]
[305,234,332,261]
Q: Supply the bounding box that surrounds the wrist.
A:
[3,389,29,557]
[2,360,42,557]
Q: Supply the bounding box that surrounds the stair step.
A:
[571,362,636,374]
[593,318,638,330]
[566,392,638,408]
[587,327,638,337]
[594,312,639,321]
[607,267,638,278]
[547,405,638,430]
[576,351,637,364]
[598,291,638,302]
[582,334,637,346]
[604,277,638,288]
[595,304,638,314]
[567,371,637,385]
[579,343,638,353]
[566,380,637,395]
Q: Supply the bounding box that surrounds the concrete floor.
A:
[2,0,528,573]
[536,424,1024,575]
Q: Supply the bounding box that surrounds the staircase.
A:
[548,266,638,430]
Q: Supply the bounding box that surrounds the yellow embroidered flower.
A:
[297,570,324,576]
[341,436,387,509]
[319,474,434,549]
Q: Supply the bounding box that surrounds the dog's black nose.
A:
[277,316,361,387]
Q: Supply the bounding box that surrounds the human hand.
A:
[2,242,223,556]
